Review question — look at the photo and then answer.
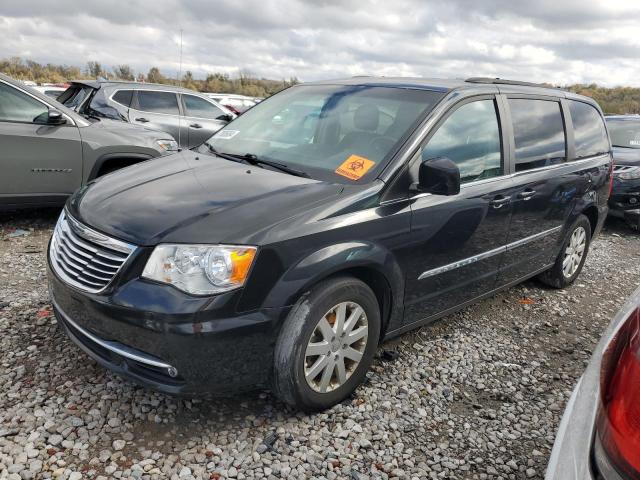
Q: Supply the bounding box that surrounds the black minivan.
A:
[48,77,612,410]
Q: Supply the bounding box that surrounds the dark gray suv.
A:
[58,81,235,148]
[0,74,178,209]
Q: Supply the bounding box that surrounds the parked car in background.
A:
[205,93,258,114]
[32,85,66,99]
[606,115,640,230]
[48,76,612,411]
[58,81,235,148]
[0,73,177,209]
[546,286,640,480]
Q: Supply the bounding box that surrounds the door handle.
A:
[135,117,149,123]
[490,195,511,209]
[517,189,536,201]
[190,123,203,129]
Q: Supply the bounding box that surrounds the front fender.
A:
[262,241,405,331]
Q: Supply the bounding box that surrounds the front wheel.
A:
[538,214,591,288]
[273,277,380,411]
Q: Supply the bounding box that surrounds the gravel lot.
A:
[1,209,639,480]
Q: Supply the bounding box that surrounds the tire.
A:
[538,214,591,289]
[273,276,381,411]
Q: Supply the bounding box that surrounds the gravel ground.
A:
[1,209,639,480]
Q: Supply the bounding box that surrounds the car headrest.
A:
[353,104,380,132]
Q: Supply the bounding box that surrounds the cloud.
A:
[1,0,639,86]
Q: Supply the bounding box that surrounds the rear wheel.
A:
[273,277,380,411]
[538,214,591,288]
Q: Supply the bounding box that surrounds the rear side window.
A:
[112,90,133,107]
[421,99,502,183]
[136,91,179,114]
[183,94,225,119]
[569,100,609,158]
[509,99,566,172]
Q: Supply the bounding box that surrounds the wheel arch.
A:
[319,266,394,339]
[87,152,155,180]
[581,204,599,236]
[262,241,405,338]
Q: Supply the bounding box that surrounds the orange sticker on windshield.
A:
[335,155,375,181]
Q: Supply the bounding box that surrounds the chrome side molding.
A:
[418,225,562,280]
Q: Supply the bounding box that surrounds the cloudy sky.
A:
[1,0,640,86]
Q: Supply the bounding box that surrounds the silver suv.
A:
[58,81,235,148]
[0,74,177,209]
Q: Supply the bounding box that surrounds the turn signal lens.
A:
[229,249,256,283]
[597,307,640,478]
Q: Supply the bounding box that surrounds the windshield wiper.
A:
[204,143,245,163]
[204,144,309,178]
[241,153,310,178]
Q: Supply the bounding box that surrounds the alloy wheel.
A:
[304,301,369,393]
[563,226,586,278]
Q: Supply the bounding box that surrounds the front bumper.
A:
[609,178,640,228]
[48,254,291,395]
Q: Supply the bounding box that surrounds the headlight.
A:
[615,166,640,180]
[155,139,179,152]
[142,244,257,295]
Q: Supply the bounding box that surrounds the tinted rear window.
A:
[509,99,566,172]
[112,89,133,107]
[136,91,179,114]
[569,100,609,158]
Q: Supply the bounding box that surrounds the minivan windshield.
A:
[607,119,640,149]
[199,84,444,182]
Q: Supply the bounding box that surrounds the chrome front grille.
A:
[50,211,136,293]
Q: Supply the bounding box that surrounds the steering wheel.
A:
[370,136,397,154]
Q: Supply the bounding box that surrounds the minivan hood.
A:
[68,150,344,246]
[612,146,640,166]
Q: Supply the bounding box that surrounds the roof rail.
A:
[70,79,179,88]
[465,77,557,89]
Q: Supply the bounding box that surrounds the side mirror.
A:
[414,156,461,196]
[217,114,234,122]
[47,109,67,125]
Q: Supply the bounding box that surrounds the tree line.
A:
[568,84,640,115]
[0,57,298,98]
[2,56,640,112]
